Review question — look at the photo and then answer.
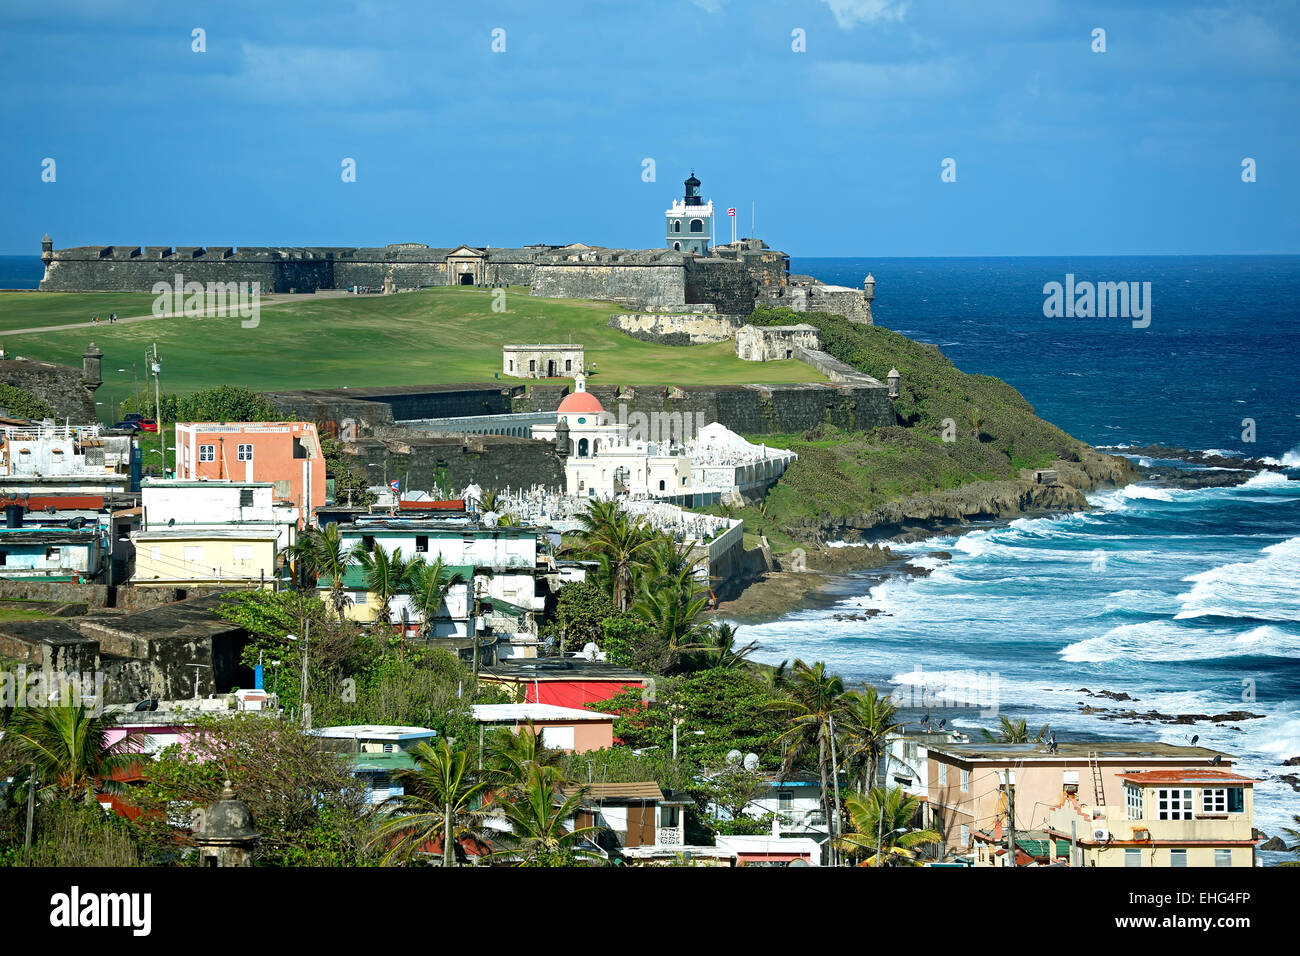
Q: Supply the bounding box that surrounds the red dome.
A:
[557,390,604,415]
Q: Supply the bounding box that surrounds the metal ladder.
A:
[1088,752,1106,806]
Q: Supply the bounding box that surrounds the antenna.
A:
[743,752,759,772]
[725,749,742,767]
[185,663,211,700]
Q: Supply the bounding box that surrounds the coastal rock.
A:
[1082,704,1265,724]
[1078,687,1136,702]
[1283,756,1300,766]
[1258,836,1288,852]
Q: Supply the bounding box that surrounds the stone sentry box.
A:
[502,344,585,380]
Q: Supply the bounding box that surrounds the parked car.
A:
[125,414,159,432]
[110,420,142,432]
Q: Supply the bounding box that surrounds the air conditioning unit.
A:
[1092,827,1111,842]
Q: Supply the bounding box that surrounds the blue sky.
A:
[1,0,1297,256]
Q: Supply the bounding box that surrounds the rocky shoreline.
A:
[1100,443,1290,489]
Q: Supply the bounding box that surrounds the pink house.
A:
[470,703,616,753]
[174,421,326,526]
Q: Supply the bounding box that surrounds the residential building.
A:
[174,421,325,526]
[1046,768,1260,867]
[925,740,1241,859]
[0,421,139,496]
[478,658,651,708]
[325,519,544,654]
[132,528,279,588]
[569,782,693,852]
[713,834,823,867]
[881,730,971,798]
[309,725,439,805]
[470,703,616,753]
[0,521,107,582]
[141,478,300,550]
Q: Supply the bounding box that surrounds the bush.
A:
[0,384,54,420]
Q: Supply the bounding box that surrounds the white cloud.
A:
[820,0,908,29]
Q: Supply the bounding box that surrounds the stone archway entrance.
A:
[459,273,474,285]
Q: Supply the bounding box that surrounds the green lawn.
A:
[0,287,823,421]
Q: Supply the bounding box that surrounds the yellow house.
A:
[1047,769,1259,867]
[132,528,279,588]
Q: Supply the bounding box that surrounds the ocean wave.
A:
[1174,536,1300,623]
[1058,621,1300,663]
[1239,470,1295,488]
[1256,444,1300,468]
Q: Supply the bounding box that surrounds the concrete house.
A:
[471,703,616,753]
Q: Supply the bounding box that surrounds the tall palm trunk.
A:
[817,728,834,866]
[444,800,454,867]
[828,713,842,865]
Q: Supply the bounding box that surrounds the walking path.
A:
[0,292,337,337]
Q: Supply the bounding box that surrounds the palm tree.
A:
[837,686,903,794]
[481,723,565,796]
[575,501,655,611]
[704,622,759,670]
[479,488,501,514]
[297,524,354,621]
[372,740,491,866]
[406,556,464,638]
[489,764,602,866]
[982,716,1050,744]
[838,787,941,866]
[349,540,409,628]
[1280,815,1300,867]
[631,579,714,672]
[766,660,846,862]
[6,704,149,804]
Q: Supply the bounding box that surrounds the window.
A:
[689,218,703,233]
[938,763,948,786]
[237,443,253,461]
[508,360,514,371]
[1170,849,1188,867]
[1214,849,1233,867]
[565,359,572,372]
[382,743,395,754]
[232,545,253,562]
[1203,788,1227,814]
[45,546,61,560]
[540,726,575,750]
[184,546,203,564]
[199,444,215,462]
[0,551,6,566]
[1157,788,1194,820]
[672,220,680,233]
[959,824,969,847]
[1126,785,1144,820]
[239,489,254,508]
[659,480,666,491]
[1228,787,1244,813]
[1125,849,1142,867]
[960,769,970,792]
[273,480,291,499]
[661,805,680,828]
[150,547,160,562]
[529,359,536,372]
[778,791,793,812]
[415,535,428,553]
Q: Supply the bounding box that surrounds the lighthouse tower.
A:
[665,171,714,255]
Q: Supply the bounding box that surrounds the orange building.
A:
[174,422,326,526]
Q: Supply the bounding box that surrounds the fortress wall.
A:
[683,258,757,314]
[39,255,286,293]
[529,262,686,308]
[527,382,894,436]
[0,359,96,421]
[607,312,744,344]
[332,261,447,289]
[807,286,872,325]
[348,435,565,494]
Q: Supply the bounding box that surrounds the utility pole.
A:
[827,713,841,867]
[1004,769,1016,867]
[300,617,311,730]
[24,767,36,863]
[1071,819,1078,867]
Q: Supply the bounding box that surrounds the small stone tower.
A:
[887,367,900,399]
[41,234,53,263]
[81,342,103,396]
[665,171,714,255]
[193,781,259,867]
[555,417,570,458]
[863,273,875,304]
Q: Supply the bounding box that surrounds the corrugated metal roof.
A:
[565,782,664,802]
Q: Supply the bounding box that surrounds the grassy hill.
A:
[710,307,1111,545]
[0,288,823,420]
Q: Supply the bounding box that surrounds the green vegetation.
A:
[0,383,53,419]
[706,307,1093,534]
[0,288,823,420]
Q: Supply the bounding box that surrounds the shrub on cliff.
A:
[120,385,275,423]
[0,383,54,420]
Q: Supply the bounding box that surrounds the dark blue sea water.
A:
[745,256,1300,839]
[0,256,43,289]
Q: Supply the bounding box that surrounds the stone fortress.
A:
[37,173,876,331]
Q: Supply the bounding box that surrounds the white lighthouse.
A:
[665,171,713,255]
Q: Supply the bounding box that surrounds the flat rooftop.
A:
[479,659,650,682]
[310,725,438,741]
[471,703,616,723]
[928,741,1233,762]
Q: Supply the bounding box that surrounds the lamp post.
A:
[117,364,139,412]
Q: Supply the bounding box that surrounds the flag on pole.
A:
[389,479,400,493]
[727,208,736,216]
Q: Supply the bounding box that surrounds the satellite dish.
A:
[581,641,599,661]
[1210,754,1222,766]
[168,517,175,526]
[743,753,759,772]
[725,749,743,767]
[1189,734,1200,746]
